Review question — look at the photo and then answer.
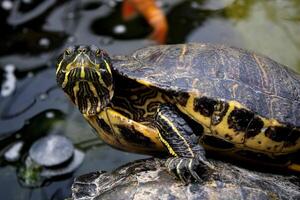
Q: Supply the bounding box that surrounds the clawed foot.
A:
[165,156,213,183]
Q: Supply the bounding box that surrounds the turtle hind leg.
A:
[155,104,213,183]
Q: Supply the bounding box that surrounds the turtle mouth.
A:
[68,66,99,82]
[69,66,95,72]
[66,53,99,81]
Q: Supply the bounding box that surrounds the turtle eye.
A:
[65,49,72,56]
[96,49,101,56]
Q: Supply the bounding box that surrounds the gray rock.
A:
[72,158,300,200]
[41,149,85,178]
[29,134,74,167]
[4,141,23,162]
[18,148,84,187]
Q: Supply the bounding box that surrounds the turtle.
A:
[56,43,300,182]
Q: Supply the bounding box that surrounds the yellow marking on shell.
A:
[288,163,300,172]
[104,60,112,75]
[137,79,152,87]
[176,94,299,155]
[176,94,211,133]
[244,118,284,153]
[210,101,288,154]
[157,112,194,157]
[211,101,245,144]
[282,130,300,153]
[243,117,300,155]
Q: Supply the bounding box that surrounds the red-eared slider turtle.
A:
[56,43,300,182]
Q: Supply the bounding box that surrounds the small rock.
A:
[4,141,24,162]
[18,135,84,188]
[29,135,74,167]
[41,149,85,178]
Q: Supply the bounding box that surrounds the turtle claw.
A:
[176,159,190,183]
[197,155,214,170]
[187,158,202,182]
[165,156,210,183]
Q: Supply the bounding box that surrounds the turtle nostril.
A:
[78,47,87,53]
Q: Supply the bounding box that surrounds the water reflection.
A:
[223,0,300,70]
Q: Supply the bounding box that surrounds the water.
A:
[0,0,299,199]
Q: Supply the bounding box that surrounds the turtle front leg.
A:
[155,104,213,183]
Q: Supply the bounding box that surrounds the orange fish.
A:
[122,0,168,44]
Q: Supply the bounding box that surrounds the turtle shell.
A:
[112,43,300,127]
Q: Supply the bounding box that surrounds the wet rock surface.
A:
[72,158,300,200]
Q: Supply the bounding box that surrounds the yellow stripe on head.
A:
[104,60,112,75]
[56,59,64,75]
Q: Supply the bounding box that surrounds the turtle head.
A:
[56,45,114,116]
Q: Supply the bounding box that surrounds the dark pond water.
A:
[0,0,300,199]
